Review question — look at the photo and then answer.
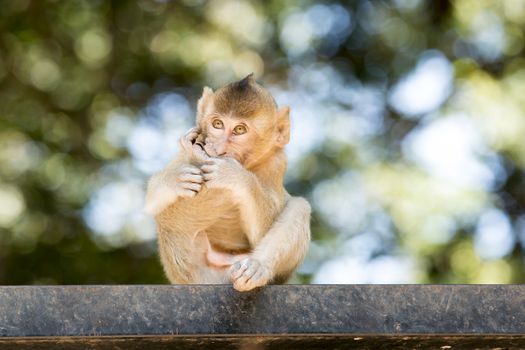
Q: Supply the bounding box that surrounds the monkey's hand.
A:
[229,258,272,292]
[179,127,209,163]
[144,165,204,215]
[201,158,247,193]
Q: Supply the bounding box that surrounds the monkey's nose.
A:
[214,143,228,156]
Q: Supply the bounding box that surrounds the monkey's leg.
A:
[201,232,250,268]
[230,196,311,291]
[158,227,233,284]
[158,226,197,284]
[157,196,235,284]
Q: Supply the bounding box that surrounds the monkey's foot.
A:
[229,258,271,292]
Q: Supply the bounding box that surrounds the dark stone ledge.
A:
[0,285,524,349]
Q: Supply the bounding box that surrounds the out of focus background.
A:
[1,0,525,284]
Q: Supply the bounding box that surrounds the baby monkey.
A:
[145,74,311,291]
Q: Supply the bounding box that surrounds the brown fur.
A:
[213,74,277,119]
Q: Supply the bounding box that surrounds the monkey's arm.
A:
[235,172,285,245]
[229,196,311,291]
[202,158,283,244]
[251,196,311,276]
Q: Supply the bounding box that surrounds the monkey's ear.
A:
[197,86,214,121]
[275,106,290,147]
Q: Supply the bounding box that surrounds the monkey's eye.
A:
[233,125,247,135]
[212,119,224,129]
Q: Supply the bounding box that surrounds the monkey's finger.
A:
[235,278,255,292]
[179,173,203,183]
[243,269,269,291]
[181,166,202,175]
[192,145,210,160]
[200,165,217,173]
[204,159,218,165]
[233,276,250,291]
[181,182,201,192]
[202,173,219,182]
[179,138,194,153]
[179,137,189,148]
[249,270,267,287]
[178,189,197,198]
[234,273,260,292]
[233,281,247,292]
[241,262,259,280]
[185,127,200,137]
[185,127,202,143]
[185,132,199,144]
[230,260,249,280]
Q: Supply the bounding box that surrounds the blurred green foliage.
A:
[1,0,525,284]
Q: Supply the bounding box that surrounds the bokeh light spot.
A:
[0,184,26,228]
[389,51,453,117]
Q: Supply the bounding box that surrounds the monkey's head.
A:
[196,74,290,169]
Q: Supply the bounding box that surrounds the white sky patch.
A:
[342,233,385,260]
[420,214,457,244]
[280,11,315,57]
[293,64,339,100]
[148,93,193,127]
[289,103,325,162]
[474,209,515,260]
[127,121,167,174]
[312,255,416,284]
[273,66,385,171]
[324,111,362,145]
[403,114,498,190]
[83,181,144,235]
[105,110,135,149]
[334,83,385,136]
[388,50,453,117]
[0,184,25,228]
[307,4,351,38]
[469,10,505,61]
[306,5,336,37]
[285,65,385,151]
[312,172,372,235]
[280,4,351,58]
[126,93,193,175]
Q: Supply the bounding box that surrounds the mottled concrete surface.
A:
[0,285,524,349]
